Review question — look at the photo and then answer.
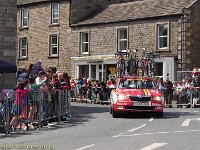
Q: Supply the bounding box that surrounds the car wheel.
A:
[156,112,163,118]
[112,107,119,118]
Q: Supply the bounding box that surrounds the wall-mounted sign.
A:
[87,61,103,64]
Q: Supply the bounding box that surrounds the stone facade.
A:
[70,17,180,81]
[17,1,72,74]
[71,18,179,56]
[184,0,200,69]
[0,0,17,88]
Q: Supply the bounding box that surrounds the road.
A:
[1,103,200,150]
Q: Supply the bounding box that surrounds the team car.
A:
[110,76,164,118]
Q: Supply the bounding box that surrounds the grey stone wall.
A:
[0,0,17,88]
[71,17,179,56]
[17,1,73,75]
[70,17,180,78]
[185,0,200,70]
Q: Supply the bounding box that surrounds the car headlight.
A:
[154,96,164,102]
[118,95,127,101]
[112,94,118,101]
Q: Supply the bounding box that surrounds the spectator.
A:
[76,77,83,102]
[29,60,44,78]
[10,82,26,132]
[63,72,71,90]
[70,79,76,99]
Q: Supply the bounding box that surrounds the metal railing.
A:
[0,89,71,134]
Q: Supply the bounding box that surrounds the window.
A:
[157,24,168,49]
[49,34,59,56]
[117,28,128,52]
[21,8,29,27]
[51,4,59,24]
[80,32,89,54]
[19,37,28,58]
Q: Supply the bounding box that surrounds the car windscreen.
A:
[119,79,155,89]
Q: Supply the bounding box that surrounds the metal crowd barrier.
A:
[0,89,71,134]
[71,87,115,104]
[163,87,200,108]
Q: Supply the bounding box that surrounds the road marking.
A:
[140,143,167,150]
[128,124,147,132]
[157,132,168,134]
[117,129,200,137]
[181,119,191,126]
[75,144,95,150]
[112,133,123,138]
[149,118,154,122]
[181,118,200,126]
[194,111,199,113]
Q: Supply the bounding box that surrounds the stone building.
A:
[70,0,200,81]
[0,0,17,88]
[17,0,200,82]
[17,0,71,74]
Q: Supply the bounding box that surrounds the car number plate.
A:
[133,102,149,106]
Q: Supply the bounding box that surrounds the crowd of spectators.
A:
[12,61,71,132]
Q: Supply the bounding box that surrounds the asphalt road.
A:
[1,103,200,150]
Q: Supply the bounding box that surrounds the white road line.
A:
[157,132,168,134]
[149,118,154,122]
[140,143,167,150]
[75,144,95,150]
[128,124,147,132]
[194,111,199,113]
[181,119,191,126]
[119,129,200,137]
[112,133,123,138]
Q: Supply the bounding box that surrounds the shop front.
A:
[71,55,175,82]
[71,55,117,82]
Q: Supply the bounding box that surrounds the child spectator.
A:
[10,82,26,132]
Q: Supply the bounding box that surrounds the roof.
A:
[17,0,49,5]
[73,0,196,26]
[17,0,68,6]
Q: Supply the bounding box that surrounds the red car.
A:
[110,76,164,118]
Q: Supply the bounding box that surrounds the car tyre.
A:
[156,112,163,118]
[112,107,119,118]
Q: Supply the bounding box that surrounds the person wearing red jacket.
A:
[10,82,27,132]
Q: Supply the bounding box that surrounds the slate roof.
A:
[17,0,68,6]
[17,0,49,5]
[74,0,196,26]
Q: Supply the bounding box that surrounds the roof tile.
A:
[74,0,196,26]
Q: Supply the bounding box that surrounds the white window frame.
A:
[80,32,89,54]
[20,8,29,28]
[51,3,59,25]
[49,34,59,56]
[19,37,28,58]
[157,23,169,50]
[117,28,128,52]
